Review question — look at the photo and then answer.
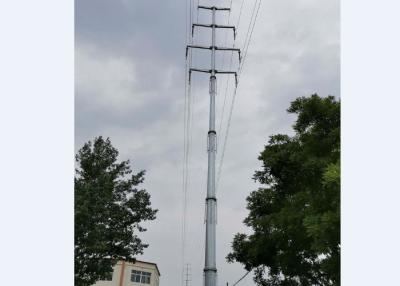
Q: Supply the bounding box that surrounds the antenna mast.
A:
[186,4,240,286]
[185,263,191,286]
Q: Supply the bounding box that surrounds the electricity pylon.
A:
[186,4,240,286]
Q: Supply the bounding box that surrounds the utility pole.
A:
[186,4,240,286]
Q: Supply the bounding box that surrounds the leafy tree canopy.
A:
[75,137,157,286]
[227,94,340,285]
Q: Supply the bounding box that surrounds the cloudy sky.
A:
[75,0,339,285]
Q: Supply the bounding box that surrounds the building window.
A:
[141,272,151,284]
[131,270,151,284]
[131,270,141,283]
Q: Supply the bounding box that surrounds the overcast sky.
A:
[75,0,339,285]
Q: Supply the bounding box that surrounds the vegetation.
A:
[75,137,157,286]
[227,95,340,285]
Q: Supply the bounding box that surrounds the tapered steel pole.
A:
[186,5,239,286]
[204,6,217,286]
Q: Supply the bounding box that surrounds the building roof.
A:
[133,260,161,276]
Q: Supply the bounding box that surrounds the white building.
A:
[93,260,160,286]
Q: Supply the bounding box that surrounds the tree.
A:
[227,95,340,285]
[75,137,157,286]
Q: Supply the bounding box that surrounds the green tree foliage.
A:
[75,137,157,286]
[227,95,340,285]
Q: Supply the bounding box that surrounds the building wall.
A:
[93,261,160,286]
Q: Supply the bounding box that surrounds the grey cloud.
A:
[76,0,186,63]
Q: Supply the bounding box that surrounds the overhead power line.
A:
[216,0,263,191]
[231,270,251,286]
[217,0,245,152]
[181,1,195,286]
[239,0,262,75]
[240,0,259,67]
[217,0,233,98]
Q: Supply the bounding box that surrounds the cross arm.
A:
[215,47,241,63]
[192,24,236,39]
[215,70,238,86]
[186,45,241,63]
[188,68,212,83]
[186,45,211,57]
[188,68,238,86]
[198,5,230,11]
